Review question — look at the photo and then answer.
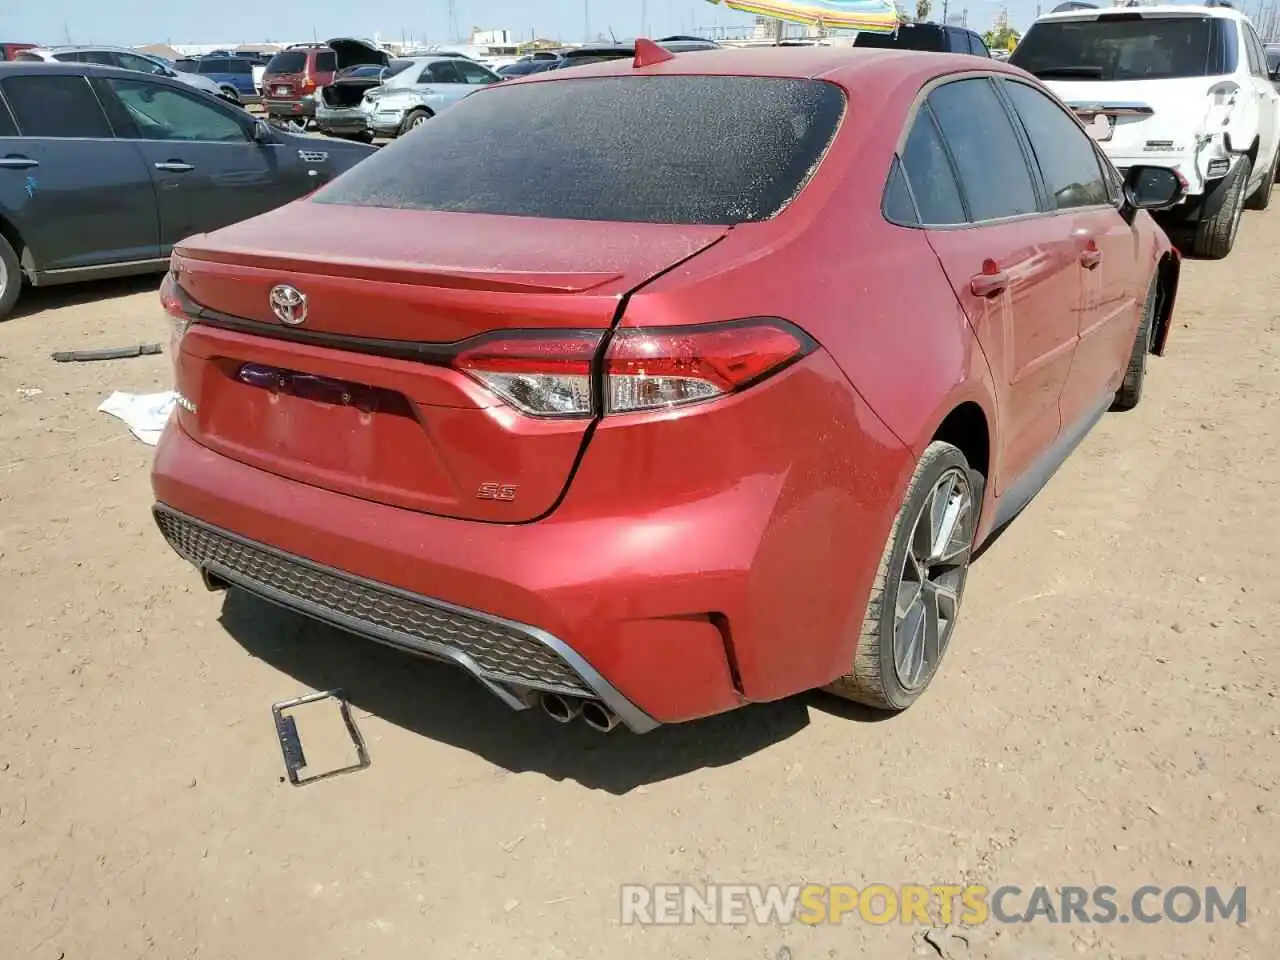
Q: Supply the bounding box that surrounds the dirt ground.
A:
[1,208,1278,960]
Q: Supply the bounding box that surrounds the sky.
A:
[6,0,1024,49]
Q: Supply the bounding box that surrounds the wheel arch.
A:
[1151,249,1181,357]
[0,209,33,278]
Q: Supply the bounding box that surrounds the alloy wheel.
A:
[411,114,428,129]
[892,467,975,691]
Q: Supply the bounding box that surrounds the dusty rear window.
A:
[265,51,307,74]
[313,75,846,225]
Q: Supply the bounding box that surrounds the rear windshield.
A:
[1010,15,1232,80]
[313,76,845,225]
[265,51,307,74]
[854,27,946,51]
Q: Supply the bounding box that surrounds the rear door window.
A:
[315,75,846,225]
[1,75,114,137]
[899,105,966,225]
[928,77,1039,221]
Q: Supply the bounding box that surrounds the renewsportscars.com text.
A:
[620,883,1247,926]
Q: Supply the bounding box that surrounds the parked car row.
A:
[13,45,234,102]
[150,42,1187,734]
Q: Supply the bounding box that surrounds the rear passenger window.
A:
[1,75,113,138]
[883,158,918,224]
[0,101,16,137]
[969,34,990,57]
[928,78,1038,221]
[1003,80,1109,210]
[900,104,966,225]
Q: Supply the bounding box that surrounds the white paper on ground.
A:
[97,390,177,446]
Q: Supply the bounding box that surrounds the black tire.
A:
[353,131,374,144]
[1112,277,1159,412]
[1246,148,1278,210]
[0,232,21,320]
[398,109,431,137]
[827,441,983,711]
[1193,157,1251,259]
[219,86,240,103]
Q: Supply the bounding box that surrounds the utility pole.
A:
[585,0,591,42]
[642,0,649,37]
[942,0,949,23]
[962,7,968,26]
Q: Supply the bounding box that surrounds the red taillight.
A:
[604,319,812,414]
[451,319,812,420]
[453,331,602,418]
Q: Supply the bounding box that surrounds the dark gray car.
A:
[0,62,375,318]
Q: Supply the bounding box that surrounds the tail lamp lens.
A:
[454,332,600,417]
[452,319,811,419]
[604,320,812,414]
[159,271,189,354]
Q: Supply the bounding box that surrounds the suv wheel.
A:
[1193,156,1250,259]
[827,441,983,711]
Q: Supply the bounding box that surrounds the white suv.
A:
[1011,2,1280,258]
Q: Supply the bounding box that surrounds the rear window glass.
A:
[314,75,845,225]
[265,51,307,73]
[854,27,946,51]
[1010,15,1231,80]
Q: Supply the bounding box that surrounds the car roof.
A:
[1034,2,1245,21]
[516,45,1021,86]
[0,60,189,81]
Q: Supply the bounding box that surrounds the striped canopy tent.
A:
[706,0,902,34]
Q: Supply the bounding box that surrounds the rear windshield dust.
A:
[313,75,847,225]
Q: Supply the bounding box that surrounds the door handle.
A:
[1080,248,1103,269]
[0,156,38,169]
[969,270,1008,298]
[154,161,194,172]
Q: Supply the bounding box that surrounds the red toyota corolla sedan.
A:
[152,44,1183,733]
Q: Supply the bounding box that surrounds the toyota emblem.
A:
[269,284,308,325]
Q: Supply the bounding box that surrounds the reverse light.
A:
[604,319,813,414]
[454,332,601,417]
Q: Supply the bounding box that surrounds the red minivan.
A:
[262,38,388,127]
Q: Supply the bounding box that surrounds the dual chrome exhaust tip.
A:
[540,692,621,733]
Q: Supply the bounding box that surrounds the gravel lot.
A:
[1,207,1278,959]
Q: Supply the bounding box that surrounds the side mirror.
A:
[1123,165,1184,211]
[252,118,274,144]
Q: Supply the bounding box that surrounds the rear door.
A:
[1001,77,1140,427]
[100,76,289,252]
[0,73,158,271]
[906,76,1082,493]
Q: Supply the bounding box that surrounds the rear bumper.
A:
[264,97,315,118]
[153,503,659,732]
[315,107,370,134]
[151,351,912,726]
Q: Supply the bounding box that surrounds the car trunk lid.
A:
[170,202,728,522]
[1043,77,1218,162]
